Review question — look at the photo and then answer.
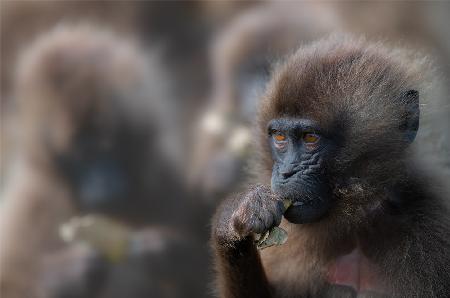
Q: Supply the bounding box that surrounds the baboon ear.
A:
[400,90,419,143]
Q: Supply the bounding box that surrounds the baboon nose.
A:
[281,169,297,179]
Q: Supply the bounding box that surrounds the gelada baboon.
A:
[0,25,192,298]
[10,24,183,221]
[212,36,450,297]
[192,2,450,199]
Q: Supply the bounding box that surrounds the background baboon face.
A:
[52,105,155,212]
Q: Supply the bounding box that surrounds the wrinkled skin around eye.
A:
[268,119,332,224]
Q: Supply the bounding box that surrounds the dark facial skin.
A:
[268,118,333,224]
[55,132,129,211]
[53,119,155,214]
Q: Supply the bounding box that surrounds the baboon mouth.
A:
[284,199,330,224]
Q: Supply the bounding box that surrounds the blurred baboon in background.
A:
[0,1,140,188]
[0,3,256,297]
[190,1,450,201]
[0,25,207,298]
[0,1,250,188]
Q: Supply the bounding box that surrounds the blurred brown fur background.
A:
[1,1,449,298]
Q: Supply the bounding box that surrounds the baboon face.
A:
[260,44,420,224]
[13,26,179,215]
[53,105,154,211]
[268,118,334,223]
[36,84,158,213]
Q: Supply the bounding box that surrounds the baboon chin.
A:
[212,35,450,298]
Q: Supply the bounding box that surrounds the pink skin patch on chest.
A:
[327,248,383,293]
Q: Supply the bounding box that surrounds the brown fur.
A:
[257,36,424,221]
[212,35,450,297]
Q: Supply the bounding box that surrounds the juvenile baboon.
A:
[0,25,199,298]
[192,2,450,199]
[212,36,450,297]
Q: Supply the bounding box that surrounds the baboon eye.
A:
[273,134,286,142]
[303,132,320,144]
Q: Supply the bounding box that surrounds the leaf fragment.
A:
[256,198,292,250]
[256,226,288,249]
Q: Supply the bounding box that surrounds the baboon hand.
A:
[214,184,284,245]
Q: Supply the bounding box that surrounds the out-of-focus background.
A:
[1,1,449,298]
